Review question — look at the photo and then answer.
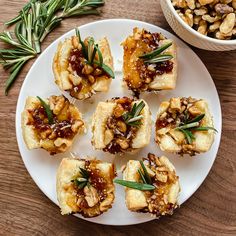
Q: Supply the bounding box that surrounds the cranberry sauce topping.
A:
[155,61,174,75]
[68,48,84,76]
[28,106,74,139]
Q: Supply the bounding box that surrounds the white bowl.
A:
[160,0,236,51]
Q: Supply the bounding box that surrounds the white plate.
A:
[15,19,222,226]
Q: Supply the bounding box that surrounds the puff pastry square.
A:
[122,27,177,94]
[91,97,152,154]
[21,95,84,155]
[155,97,215,155]
[53,34,114,100]
[123,153,180,216]
[56,158,115,217]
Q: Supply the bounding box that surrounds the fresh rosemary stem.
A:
[4,55,35,95]
[1,0,105,95]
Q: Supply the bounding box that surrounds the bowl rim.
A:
[165,0,236,45]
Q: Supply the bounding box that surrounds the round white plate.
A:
[16,19,222,226]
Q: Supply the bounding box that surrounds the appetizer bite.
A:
[53,29,114,100]
[22,95,84,155]
[56,158,115,217]
[155,97,216,156]
[115,153,180,217]
[122,27,177,96]
[91,97,152,154]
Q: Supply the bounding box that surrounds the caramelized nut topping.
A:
[67,38,111,100]
[70,160,115,217]
[27,95,83,154]
[155,97,206,156]
[139,153,179,217]
[103,97,140,154]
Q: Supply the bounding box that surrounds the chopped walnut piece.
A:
[84,186,99,208]
[116,138,129,150]
[113,104,125,118]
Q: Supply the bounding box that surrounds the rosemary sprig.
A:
[178,128,195,144]
[177,122,200,130]
[60,0,104,18]
[37,96,54,124]
[1,0,105,95]
[0,32,36,54]
[139,160,152,185]
[5,0,34,26]
[144,54,173,64]
[75,28,115,78]
[72,167,90,189]
[139,41,173,65]
[122,101,145,127]
[138,169,147,184]
[192,126,218,132]
[186,114,205,124]
[114,179,155,191]
[175,113,217,144]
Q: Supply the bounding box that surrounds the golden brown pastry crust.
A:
[91,97,152,154]
[56,158,115,217]
[122,28,177,93]
[155,97,215,155]
[21,95,84,154]
[53,35,114,100]
[123,153,180,216]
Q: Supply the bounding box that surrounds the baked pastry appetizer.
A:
[155,97,217,156]
[114,153,180,217]
[91,97,152,154]
[22,95,84,155]
[53,29,114,100]
[56,158,115,217]
[122,27,177,95]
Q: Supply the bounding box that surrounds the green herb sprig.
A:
[139,42,173,64]
[139,160,152,184]
[72,167,90,189]
[176,113,217,144]
[1,0,105,95]
[114,179,155,191]
[114,160,155,191]
[37,96,54,124]
[122,101,145,127]
[75,29,114,78]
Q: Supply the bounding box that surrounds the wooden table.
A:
[0,0,235,235]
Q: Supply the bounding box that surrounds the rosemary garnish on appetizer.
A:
[176,113,217,144]
[114,179,155,191]
[1,0,105,95]
[37,96,54,124]
[114,160,155,191]
[138,160,152,184]
[139,42,173,64]
[72,167,90,189]
[122,101,145,127]
[76,29,114,78]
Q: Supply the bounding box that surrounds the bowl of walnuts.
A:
[160,0,236,51]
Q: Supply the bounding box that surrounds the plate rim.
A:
[15,18,222,226]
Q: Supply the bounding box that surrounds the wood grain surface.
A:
[0,0,236,235]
